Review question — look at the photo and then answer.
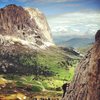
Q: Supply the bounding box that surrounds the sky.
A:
[0,0,100,16]
[0,0,100,42]
[47,12,100,43]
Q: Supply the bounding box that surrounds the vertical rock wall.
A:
[63,30,100,100]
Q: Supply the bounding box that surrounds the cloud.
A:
[0,0,93,3]
[47,12,100,37]
[15,0,80,3]
[36,0,79,3]
[62,4,80,7]
[15,0,30,2]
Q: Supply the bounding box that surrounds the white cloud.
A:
[47,12,100,37]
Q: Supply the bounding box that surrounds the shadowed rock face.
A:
[0,4,36,36]
[95,30,100,42]
[0,4,53,49]
[63,30,100,100]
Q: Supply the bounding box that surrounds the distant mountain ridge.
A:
[59,37,94,48]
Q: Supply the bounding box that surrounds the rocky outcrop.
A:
[25,7,53,43]
[0,4,55,74]
[63,30,100,100]
[0,4,54,49]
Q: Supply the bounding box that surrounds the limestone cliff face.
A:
[0,4,54,49]
[63,30,100,100]
[25,8,53,43]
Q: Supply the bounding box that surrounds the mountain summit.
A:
[0,4,54,49]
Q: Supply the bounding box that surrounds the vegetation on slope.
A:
[0,45,80,100]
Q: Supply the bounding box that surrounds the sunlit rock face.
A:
[0,4,54,49]
[25,8,53,43]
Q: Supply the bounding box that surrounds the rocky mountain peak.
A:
[0,4,54,49]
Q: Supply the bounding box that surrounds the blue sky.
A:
[0,0,100,16]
